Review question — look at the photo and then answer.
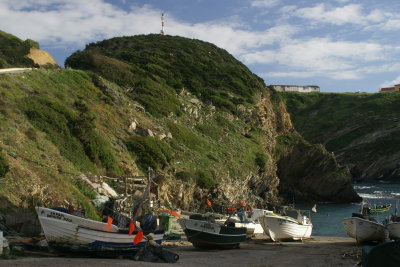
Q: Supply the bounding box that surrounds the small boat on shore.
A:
[36,206,119,232]
[36,206,164,254]
[178,214,247,249]
[342,213,388,244]
[227,209,273,237]
[260,212,313,241]
[385,199,400,240]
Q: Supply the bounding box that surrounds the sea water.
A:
[295,183,400,237]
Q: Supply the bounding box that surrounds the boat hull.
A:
[178,218,246,248]
[342,217,388,243]
[260,215,312,241]
[36,208,163,253]
[387,222,400,240]
[36,206,118,232]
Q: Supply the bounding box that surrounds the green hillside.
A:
[65,34,264,117]
[0,33,360,218]
[0,30,38,68]
[280,91,400,182]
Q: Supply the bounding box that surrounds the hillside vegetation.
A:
[65,34,264,117]
[0,32,360,217]
[0,30,38,68]
[280,91,400,182]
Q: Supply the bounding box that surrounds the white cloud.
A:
[250,0,280,8]
[261,69,362,80]
[243,38,389,69]
[294,3,384,26]
[0,0,297,56]
[0,0,162,47]
[376,18,400,31]
[380,76,400,88]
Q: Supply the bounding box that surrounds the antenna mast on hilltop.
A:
[160,13,165,35]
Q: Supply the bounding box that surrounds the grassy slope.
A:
[280,91,400,181]
[0,30,38,68]
[65,34,265,117]
[0,67,267,213]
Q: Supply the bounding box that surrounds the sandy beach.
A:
[0,236,361,267]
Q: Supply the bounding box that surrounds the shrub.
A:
[0,150,9,177]
[126,136,173,171]
[196,170,216,188]
[175,171,195,182]
[72,178,97,199]
[167,122,204,151]
[20,96,120,175]
[255,152,268,171]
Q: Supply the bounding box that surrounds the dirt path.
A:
[0,236,361,267]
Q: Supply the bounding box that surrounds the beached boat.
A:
[260,213,313,241]
[36,206,119,232]
[35,206,164,254]
[178,214,247,249]
[230,209,273,236]
[342,213,388,244]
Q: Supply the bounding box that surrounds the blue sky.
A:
[2,0,400,93]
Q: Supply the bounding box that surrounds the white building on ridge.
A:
[270,85,320,93]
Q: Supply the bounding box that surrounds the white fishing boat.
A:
[36,206,164,253]
[36,206,119,232]
[342,214,388,243]
[236,208,273,235]
[260,213,313,241]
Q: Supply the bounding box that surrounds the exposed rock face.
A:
[277,141,361,203]
[281,92,400,183]
[155,90,360,210]
[26,48,58,67]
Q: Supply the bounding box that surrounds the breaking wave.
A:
[353,185,373,190]
[358,193,386,199]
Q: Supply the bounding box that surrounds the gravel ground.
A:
[0,236,361,267]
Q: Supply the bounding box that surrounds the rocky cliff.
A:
[0,33,360,217]
[280,91,400,183]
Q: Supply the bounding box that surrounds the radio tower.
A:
[160,13,165,35]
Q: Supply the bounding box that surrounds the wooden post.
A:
[124,176,127,196]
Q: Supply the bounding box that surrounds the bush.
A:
[196,170,216,188]
[167,122,204,151]
[20,96,120,175]
[126,136,173,171]
[72,178,97,199]
[0,150,9,177]
[175,171,195,182]
[255,152,268,171]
